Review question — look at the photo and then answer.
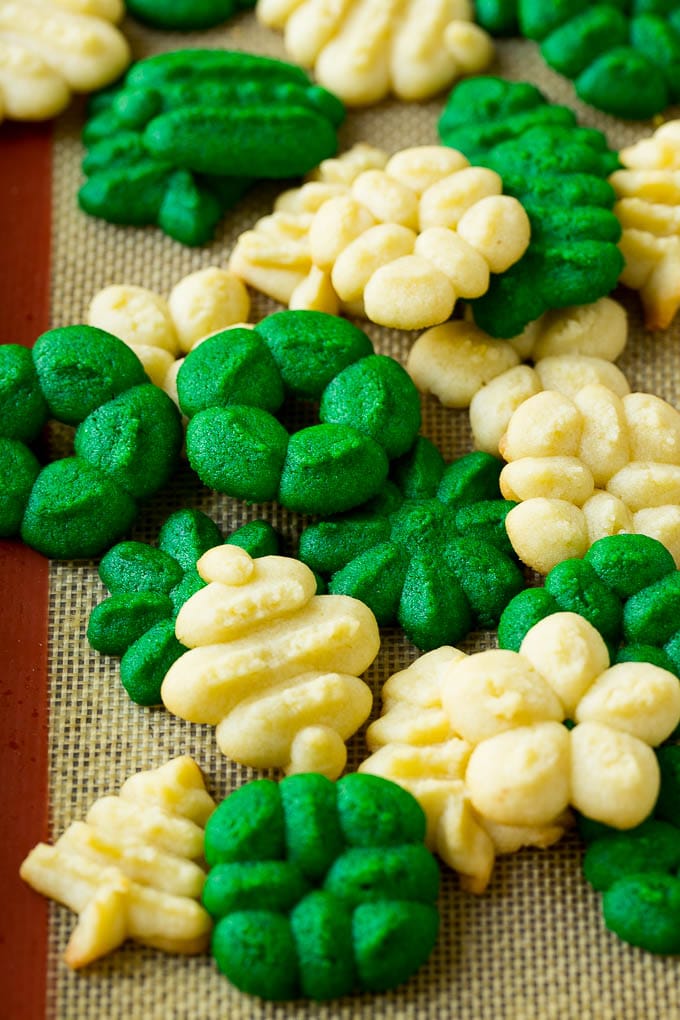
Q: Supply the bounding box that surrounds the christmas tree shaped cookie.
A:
[162,546,379,778]
[20,757,215,968]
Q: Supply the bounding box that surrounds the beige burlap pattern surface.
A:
[43,11,680,1019]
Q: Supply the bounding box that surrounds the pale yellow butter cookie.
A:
[256,0,493,105]
[162,546,379,778]
[498,381,680,572]
[0,0,129,122]
[229,143,530,331]
[611,120,680,330]
[359,613,679,892]
[19,757,215,968]
[87,268,251,398]
[410,297,627,411]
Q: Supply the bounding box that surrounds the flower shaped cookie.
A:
[230,143,530,330]
[257,0,493,105]
[0,0,130,122]
[361,613,680,893]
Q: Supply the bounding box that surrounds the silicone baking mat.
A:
[1,10,679,1019]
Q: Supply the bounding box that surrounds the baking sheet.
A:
[3,10,680,1018]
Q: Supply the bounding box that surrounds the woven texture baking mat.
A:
[43,11,680,1019]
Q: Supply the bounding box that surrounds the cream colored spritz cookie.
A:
[497,384,680,572]
[0,0,129,122]
[87,267,251,399]
[229,143,530,330]
[468,328,629,459]
[19,757,215,968]
[256,0,493,105]
[360,613,680,893]
[611,121,680,330]
[407,296,627,409]
[162,545,379,778]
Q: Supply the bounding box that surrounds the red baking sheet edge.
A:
[0,121,52,1020]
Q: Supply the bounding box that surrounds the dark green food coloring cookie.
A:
[80,50,344,245]
[203,772,439,1000]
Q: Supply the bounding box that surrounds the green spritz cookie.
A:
[299,440,524,649]
[179,310,422,516]
[31,325,146,424]
[127,0,255,30]
[203,772,440,1000]
[0,344,48,442]
[474,1,680,119]
[438,76,623,337]
[0,438,41,537]
[80,50,345,245]
[498,533,680,677]
[87,508,280,705]
[0,327,182,559]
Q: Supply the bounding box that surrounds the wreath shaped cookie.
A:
[0,327,182,559]
[178,310,422,516]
